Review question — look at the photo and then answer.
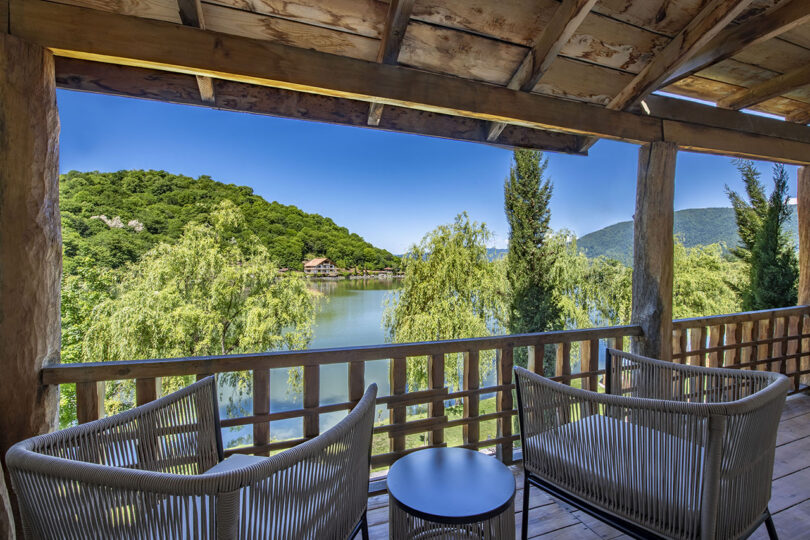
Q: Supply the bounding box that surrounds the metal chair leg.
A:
[522,473,530,540]
[361,511,370,540]
[765,508,778,540]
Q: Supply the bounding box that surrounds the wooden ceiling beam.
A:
[176,0,214,104]
[367,0,414,127]
[54,57,585,154]
[609,0,752,112]
[787,109,810,125]
[664,0,810,86]
[580,0,752,152]
[13,0,810,164]
[718,65,810,111]
[487,0,597,142]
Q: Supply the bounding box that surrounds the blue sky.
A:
[57,89,799,254]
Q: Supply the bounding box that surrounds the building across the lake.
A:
[304,257,338,276]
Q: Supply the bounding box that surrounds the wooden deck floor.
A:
[367,393,810,539]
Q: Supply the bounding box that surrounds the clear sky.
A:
[57,89,799,254]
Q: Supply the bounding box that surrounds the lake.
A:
[220,279,405,447]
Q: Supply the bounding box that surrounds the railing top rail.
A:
[41,325,642,385]
[672,305,810,330]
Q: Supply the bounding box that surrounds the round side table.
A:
[387,447,516,539]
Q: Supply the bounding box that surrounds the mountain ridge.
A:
[577,206,799,265]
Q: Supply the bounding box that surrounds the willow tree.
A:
[82,200,317,415]
[383,213,507,390]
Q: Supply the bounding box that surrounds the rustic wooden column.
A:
[631,142,676,360]
[0,33,61,534]
[798,166,810,306]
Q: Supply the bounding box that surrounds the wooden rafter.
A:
[787,109,810,125]
[176,0,214,104]
[718,65,810,111]
[12,0,810,164]
[664,0,810,86]
[487,0,597,142]
[367,0,414,126]
[610,0,752,111]
[578,0,752,152]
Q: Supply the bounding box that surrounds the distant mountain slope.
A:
[577,206,799,265]
[60,170,399,274]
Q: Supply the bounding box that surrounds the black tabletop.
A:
[386,447,516,524]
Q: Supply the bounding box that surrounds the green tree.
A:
[727,161,798,309]
[383,213,507,390]
[504,150,562,371]
[504,150,561,335]
[82,201,318,415]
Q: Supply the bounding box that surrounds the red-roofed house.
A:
[303,257,337,276]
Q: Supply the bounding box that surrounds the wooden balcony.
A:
[28,305,810,538]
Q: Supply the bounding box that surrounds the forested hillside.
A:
[577,206,799,265]
[60,170,398,274]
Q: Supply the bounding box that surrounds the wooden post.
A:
[303,365,319,439]
[428,354,445,446]
[0,33,61,535]
[76,381,104,424]
[555,342,571,385]
[631,142,676,360]
[253,369,270,456]
[136,378,160,406]
[496,346,513,464]
[389,357,407,453]
[463,350,480,446]
[581,339,599,391]
[799,167,810,306]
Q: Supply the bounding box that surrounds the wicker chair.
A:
[515,349,790,540]
[7,376,378,540]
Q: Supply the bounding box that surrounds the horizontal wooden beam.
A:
[9,0,660,141]
[643,94,810,145]
[664,0,810,86]
[609,0,752,111]
[54,58,585,154]
[14,0,810,164]
[718,65,810,111]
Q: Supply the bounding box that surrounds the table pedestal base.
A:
[389,499,515,540]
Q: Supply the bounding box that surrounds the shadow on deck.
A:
[367,392,810,539]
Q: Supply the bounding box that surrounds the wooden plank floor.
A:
[368,393,810,539]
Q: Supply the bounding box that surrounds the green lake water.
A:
[220,279,403,447]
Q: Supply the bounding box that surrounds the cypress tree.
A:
[726,161,798,310]
[504,149,561,369]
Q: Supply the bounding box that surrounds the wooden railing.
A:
[672,305,810,393]
[41,305,810,471]
[41,325,641,467]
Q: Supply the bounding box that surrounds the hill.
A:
[60,170,399,274]
[577,206,799,265]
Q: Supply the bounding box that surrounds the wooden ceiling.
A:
[9,0,810,163]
